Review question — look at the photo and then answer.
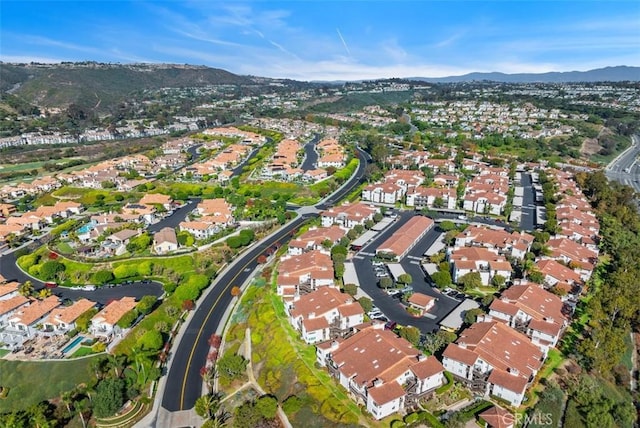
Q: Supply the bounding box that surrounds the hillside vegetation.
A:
[0,62,251,111]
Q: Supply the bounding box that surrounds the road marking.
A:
[178,223,296,410]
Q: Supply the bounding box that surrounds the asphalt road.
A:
[605,134,640,192]
[54,281,163,305]
[147,198,200,233]
[160,145,370,412]
[519,172,537,231]
[300,135,319,171]
[353,211,461,334]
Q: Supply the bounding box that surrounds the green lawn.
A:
[0,350,10,359]
[70,346,96,358]
[621,332,633,370]
[0,357,100,412]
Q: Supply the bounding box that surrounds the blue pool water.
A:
[77,224,93,234]
[62,336,85,354]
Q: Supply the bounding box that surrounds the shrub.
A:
[174,283,200,302]
[113,264,138,280]
[282,395,303,414]
[39,260,65,280]
[137,261,153,277]
[226,235,243,249]
[116,310,137,328]
[137,330,164,351]
[18,253,40,270]
[92,270,114,285]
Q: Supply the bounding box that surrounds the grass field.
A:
[0,357,99,412]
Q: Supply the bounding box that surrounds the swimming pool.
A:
[61,336,85,354]
[77,224,94,234]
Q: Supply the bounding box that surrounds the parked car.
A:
[384,321,397,330]
[44,282,57,289]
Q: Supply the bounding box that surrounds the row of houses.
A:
[0,279,139,349]
[361,158,511,215]
[272,219,448,420]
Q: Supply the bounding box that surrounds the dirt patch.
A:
[581,137,602,156]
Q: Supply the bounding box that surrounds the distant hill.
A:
[408,66,640,83]
[0,62,252,111]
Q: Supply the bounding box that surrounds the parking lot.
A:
[351,210,462,334]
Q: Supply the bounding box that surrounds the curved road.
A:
[159,146,369,414]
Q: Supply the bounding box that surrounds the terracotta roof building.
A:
[317,324,444,420]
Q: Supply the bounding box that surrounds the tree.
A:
[439,220,457,231]
[93,378,125,418]
[458,272,482,291]
[136,295,157,315]
[93,270,114,285]
[230,286,242,297]
[399,326,421,347]
[195,393,221,420]
[464,308,485,325]
[39,261,65,281]
[358,297,373,314]
[491,274,506,288]
[116,310,137,328]
[137,329,164,351]
[217,352,247,382]
[379,276,393,289]
[431,270,452,289]
[336,279,356,296]
[397,273,413,285]
[255,395,278,419]
[18,281,34,297]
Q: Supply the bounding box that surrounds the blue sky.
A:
[1,1,639,81]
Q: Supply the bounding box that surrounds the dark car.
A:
[384,321,397,330]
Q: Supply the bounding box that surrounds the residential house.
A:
[43,298,96,334]
[288,225,347,256]
[454,226,534,260]
[449,247,513,286]
[0,281,20,301]
[405,187,457,209]
[320,203,378,228]
[442,320,544,407]
[6,296,60,338]
[179,221,217,240]
[103,229,140,256]
[407,293,436,316]
[277,250,334,298]
[90,296,138,338]
[153,227,179,254]
[288,287,364,344]
[316,323,445,420]
[488,282,568,350]
[139,193,173,211]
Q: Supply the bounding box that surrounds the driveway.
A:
[147,198,200,233]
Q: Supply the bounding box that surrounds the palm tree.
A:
[75,398,89,428]
[108,353,127,378]
[200,366,216,393]
[19,280,34,297]
[38,288,52,299]
[61,390,74,416]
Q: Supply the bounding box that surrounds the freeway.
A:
[605,134,640,192]
[157,146,369,416]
